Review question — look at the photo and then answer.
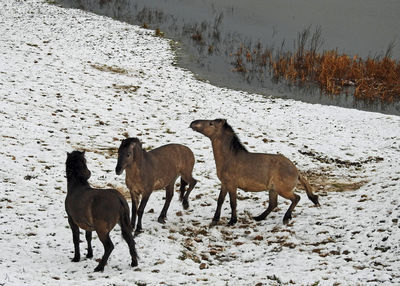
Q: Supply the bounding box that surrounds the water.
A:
[56,0,400,115]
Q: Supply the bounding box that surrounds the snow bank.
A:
[1,0,399,285]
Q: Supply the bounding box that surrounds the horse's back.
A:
[255,153,298,179]
[232,152,298,191]
[149,143,195,166]
[91,189,127,228]
[151,143,193,155]
[92,188,127,210]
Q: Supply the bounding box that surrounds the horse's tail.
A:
[118,194,139,263]
[298,173,320,207]
[118,195,133,233]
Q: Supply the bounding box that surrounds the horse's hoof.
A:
[283,213,292,224]
[227,219,237,226]
[94,266,104,272]
[71,256,80,262]
[209,220,218,227]
[86,253,93,259]
[131,259,138,267]
[253,215,265,221]
[182,200,189,210]
[134,229,143,236]
[158,217,166,224]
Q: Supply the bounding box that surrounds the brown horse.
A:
[190,119,320,226]
[116,138,197,234]
[65,151,138,272]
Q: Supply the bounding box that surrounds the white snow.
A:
[1,0,399,285]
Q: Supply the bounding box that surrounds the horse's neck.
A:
[127,149,145,174]
[67,177,90,193]
[126,161,141,175]
[211,135,235,169]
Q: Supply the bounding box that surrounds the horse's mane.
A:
[66,151,89,183]
[120,137,141,149]
[66,151,84,171]
[218,119,247,154]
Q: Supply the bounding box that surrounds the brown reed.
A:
[231,28,400,103]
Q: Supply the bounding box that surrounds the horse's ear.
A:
[130,138,142,148]
[127,141,136,151]
[216,118,227,126]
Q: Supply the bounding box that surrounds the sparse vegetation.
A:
[112,84,140,93]
[231,27,400,103]
[90,63,129,74]
[155,28,164,37]
[191,31,204,44]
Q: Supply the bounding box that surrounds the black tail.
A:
[119,196,139,264]
[299,174,320,207]
[118,196,133,233]
[179,178,188,201]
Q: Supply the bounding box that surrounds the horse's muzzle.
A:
[115,166,123,175]
[190,120,202,131]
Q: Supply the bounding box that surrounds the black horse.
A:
[65,151,138,272]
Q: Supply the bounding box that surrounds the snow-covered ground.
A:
[1,0,399,285]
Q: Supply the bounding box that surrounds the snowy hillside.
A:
[0,0,399,285]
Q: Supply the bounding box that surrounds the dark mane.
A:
[66,151,90,183]
[219,120,247,154]
[66,151,85,173]
[120,137,141,149]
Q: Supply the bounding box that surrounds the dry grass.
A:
[72,145,118,159]
[231,28,400,103]
[90,63,129,74]
[155,28,164,37]
[192,31,204,45]
[112,84,140,93]
[300,171,368,193]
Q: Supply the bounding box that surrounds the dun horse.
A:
[116,138,197,234]
[190,119,320,226]
[65,151,138,272]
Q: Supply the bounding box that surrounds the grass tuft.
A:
[90,63,129,74]
[231,27,400,103]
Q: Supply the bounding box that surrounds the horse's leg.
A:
[227,188,238,225]
[121,222,139,267]
[68,216,80,262]
[85,231,93,258]
[94,229,114,272]
[283,193,301,224]
[179,178,187,202]
[211,186,228,226]
[181,176,197,210]
[254,190,278,221]
[135,191,152,235]
[158,183,174,224]
[130,191,137,229]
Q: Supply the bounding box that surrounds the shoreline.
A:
[56,0,400,115]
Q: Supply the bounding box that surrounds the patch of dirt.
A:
[298,148,383,168]
[300,170,368,193]
[90,63,129,74]
[112,83,140,93]
[71,145,118,159]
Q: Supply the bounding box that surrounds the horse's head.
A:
[66,151,91,182]
[190,118,227,139]
[116,137,142,175]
